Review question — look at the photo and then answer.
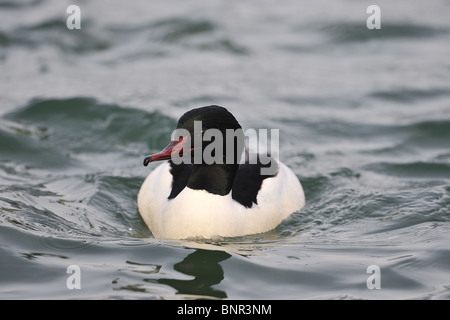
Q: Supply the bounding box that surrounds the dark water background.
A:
[1,0,450,299]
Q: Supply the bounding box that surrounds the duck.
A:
[137,105,305,239]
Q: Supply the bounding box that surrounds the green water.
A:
[1,0,450,299]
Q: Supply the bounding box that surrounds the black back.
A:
[231,157,278,208]
[168,156,278,208]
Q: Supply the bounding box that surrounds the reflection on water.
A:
[110,248,231,299]
[157,249,231,299]
[21,251,69,260]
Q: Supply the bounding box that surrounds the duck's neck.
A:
[187,163,239,196]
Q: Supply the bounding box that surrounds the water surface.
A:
[1,0,450,299]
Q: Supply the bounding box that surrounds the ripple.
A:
[2,18,110,53]
[39,236,94,253]
[321,22,445,43]
[105,16,248,57]
[369,88,450,103]
[146,17,249,54]
[365,161,450,179]
[123,260,161,275]
[150,17,217,43]
[0,119,72,169]
[0,0,43,9]
[3,97,176,155]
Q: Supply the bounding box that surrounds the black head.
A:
[144,105,245,166]
[177,105,242,133]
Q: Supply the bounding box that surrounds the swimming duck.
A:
[137,105,305,239]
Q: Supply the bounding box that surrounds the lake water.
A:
[1,0,450,299]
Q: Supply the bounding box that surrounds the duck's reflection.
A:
[156,249,231,299]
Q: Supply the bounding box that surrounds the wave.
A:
[368,88,450,103]
[0,97,175,238]
[320,22,446,43]
[0,18,110,53]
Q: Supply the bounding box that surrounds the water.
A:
[1,0,450,299]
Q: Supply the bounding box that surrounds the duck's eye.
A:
[196,130,204,138]
[171,128,190,141]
